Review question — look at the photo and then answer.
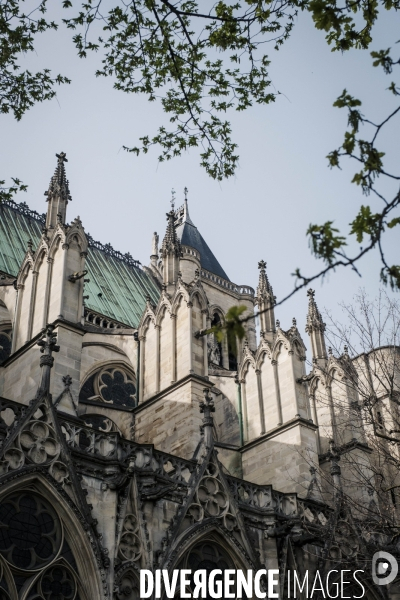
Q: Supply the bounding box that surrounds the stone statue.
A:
[207,335,221,366]
[151,232,159,256]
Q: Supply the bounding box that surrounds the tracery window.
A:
[175,542,237,600]
[79,366,136,409]
[0,327,12,364]
[0,491,84,600]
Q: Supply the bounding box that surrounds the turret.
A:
[305,288,327,366]
[255,260,275,341]
[44,152,71,229]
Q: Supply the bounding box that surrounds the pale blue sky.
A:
[2,4,399,350]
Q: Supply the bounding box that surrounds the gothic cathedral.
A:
[0,153,397,600]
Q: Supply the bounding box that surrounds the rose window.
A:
[19,422,60,465]
[197,477,228,517]
[40,565,76,600]
[98,369,136,407]
[0,493,62,570]
[79,367,136,408]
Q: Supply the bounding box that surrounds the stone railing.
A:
[86,234,142,269]
[181,245,201,261]
[59,417,196,485]
[84,308,128,330]
[3,199,46,224]
[228,476,331,522]
[200,269,255,297]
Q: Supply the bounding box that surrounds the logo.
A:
[372,551,398,586]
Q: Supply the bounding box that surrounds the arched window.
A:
[208,313,223,368]
[0,491,86,599]
[0,300,13,364]
[174,541,240,599]
[0,327,12,364]
[114,568,140,600]
[79,365,136,409]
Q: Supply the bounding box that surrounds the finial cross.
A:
[184,186,188,201]
[56,152,68,163]
[258,260,267,271]
[307,288,315,299]
[171,188,176,210]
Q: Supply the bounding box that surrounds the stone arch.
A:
[65,229,87,254]
[175,295,189,380]
[272,336,290,362]
[0,473,105,600]
[31,247,48,336]
[114,563,140,600]
[239,357,260,441]
[48,229,65,260]
[142,314,157,400]
[158,304,173,390]
[14,261,33,348]
[189,287,208,312]
[155,299,171,327]
[138,309,155,336]
[167,527,253,599]
[171,289,189,315]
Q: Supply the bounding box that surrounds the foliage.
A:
[0,0,70,120]
[0,177,27,202]
[297,46,400,291]
[207,304,247,354]
[1,0,399,294]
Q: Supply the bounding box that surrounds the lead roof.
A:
[0,201,160,328]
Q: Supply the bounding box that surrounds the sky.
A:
[1,2,399,353]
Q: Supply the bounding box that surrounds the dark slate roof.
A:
[174,202,229,280]
[0,201,160,328]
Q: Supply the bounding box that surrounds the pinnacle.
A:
[305,288,325,334]
[44,152,72,203]
[257,259,274,299]
[162,209,181,256]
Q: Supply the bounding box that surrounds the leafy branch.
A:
[298,46,400,291]
[0,177,27,202]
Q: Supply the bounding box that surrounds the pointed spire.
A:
[256,260,276,340]
[257,260,274,298]
[305,289,325,334]
[161,210,181,287]
[162,210,181,257]
[182,187,194,225]
[44,152,71,229]
[305,289,327,364]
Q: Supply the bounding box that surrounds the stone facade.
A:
[0,153,398,600]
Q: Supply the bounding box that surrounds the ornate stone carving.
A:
[118,514,142,563]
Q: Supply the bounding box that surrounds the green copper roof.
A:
[0,201,160,328]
